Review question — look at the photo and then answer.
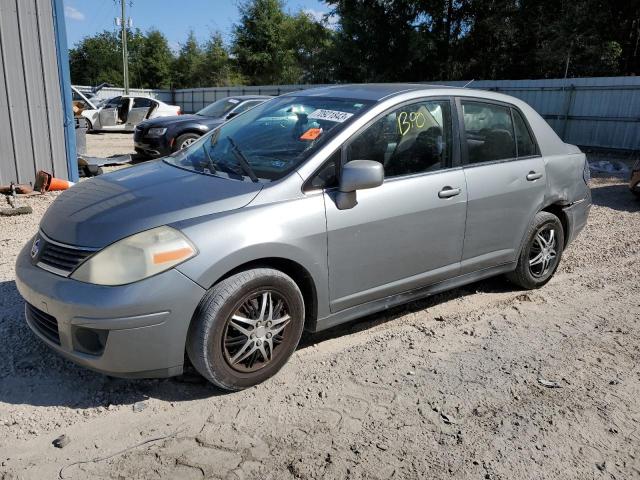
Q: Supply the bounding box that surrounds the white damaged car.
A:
[72,87,181,132]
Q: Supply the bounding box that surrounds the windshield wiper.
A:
[227,136,260,183]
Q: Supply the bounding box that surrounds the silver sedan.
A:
[16,84,591,390]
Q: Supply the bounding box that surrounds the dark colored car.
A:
[134,95,269,158]
[630,159,640,197]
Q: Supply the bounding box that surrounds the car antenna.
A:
[463,79,475,88]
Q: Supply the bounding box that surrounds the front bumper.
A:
[563,190,592,247]
[15,242,205,378]
[630,170,640,195]
[133,130,172,157]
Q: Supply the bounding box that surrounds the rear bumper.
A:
[563,190,591,246]
[15,242,205,378]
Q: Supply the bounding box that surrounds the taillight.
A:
[177,107,182,115]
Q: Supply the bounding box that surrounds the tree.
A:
[326,0,422,82]
[232,0,301,84]
[69,31,123,86]
[172,31,206,88]
[136,29,173,88]
[283,11,337,83]
[200,33,245,86]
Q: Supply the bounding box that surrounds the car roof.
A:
[288,83,461,102]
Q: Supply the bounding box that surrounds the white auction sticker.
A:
[307,109,354,123]
[228,98,240,104]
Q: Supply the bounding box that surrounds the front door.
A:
[324,98,467,312]
[98,96,121,128]
[457,99,546,272]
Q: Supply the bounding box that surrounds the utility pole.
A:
[119,0,130,95]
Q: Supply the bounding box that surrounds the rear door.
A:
[126,97,156,128]
[323,98,467,312]
[457,98,546,273]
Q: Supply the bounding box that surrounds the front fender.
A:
[174,194,330,319]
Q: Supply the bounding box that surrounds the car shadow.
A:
[590,180,639,212]
[299,275,514,348]
[0,275,514,408]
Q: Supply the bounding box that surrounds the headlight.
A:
[71,226,196,286]
[146,127,167,137]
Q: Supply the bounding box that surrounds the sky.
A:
[63,0,333,50]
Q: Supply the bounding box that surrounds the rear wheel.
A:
[187,268,305,391]
[507,211,564,289]
[174,133,200,151]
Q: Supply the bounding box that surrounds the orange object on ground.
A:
[33,170,75,192]
[300,128,323,140]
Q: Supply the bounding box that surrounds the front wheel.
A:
[187,268,305,391]
[507,211,564,289]
[174,133,200,151]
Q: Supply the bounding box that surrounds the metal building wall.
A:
[0,0,69,185]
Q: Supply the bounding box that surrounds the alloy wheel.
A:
[180,137,197,149]
[528,225,557,278]
[222,291,291,373]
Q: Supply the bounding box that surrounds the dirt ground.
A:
[0,135,639,479]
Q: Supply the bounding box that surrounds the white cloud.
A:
[64,6,85,21]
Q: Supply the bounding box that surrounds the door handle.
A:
[526,171,543,181]
[438,186,461,199]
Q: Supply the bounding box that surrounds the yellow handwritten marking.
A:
[397,111,411,136]
[397,111,427,136]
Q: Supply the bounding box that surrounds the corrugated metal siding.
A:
[74,76,640,151]
[440,77,640,150]
[0,0,68,185]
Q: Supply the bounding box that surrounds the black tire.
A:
[186,268,305,391]
[173,133,200,151]
[507,211,564,290]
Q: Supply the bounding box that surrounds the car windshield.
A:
[197,98,243,118]
[165,96,372,182]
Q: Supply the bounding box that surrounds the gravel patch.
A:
[0,143,638,478]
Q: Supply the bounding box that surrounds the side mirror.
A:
[336,160,384,210]
[226,112,238,120]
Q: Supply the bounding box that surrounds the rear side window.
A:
[132,97,154,108]
[462,101,516,164]
[512,108,537,157]
[347,99,453,177]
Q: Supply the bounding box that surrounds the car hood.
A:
[40,160,262,248]
[140,114,222,129]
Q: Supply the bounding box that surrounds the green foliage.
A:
[69,0,639,88]
[232,0,300,84]
[69,31,122,86]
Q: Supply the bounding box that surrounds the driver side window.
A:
[346,99,452,177]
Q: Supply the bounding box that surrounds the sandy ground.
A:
[0,136,639,479]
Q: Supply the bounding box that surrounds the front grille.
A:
[133,126,145,140]
[38,238,94,275]
[26,303,60,345]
